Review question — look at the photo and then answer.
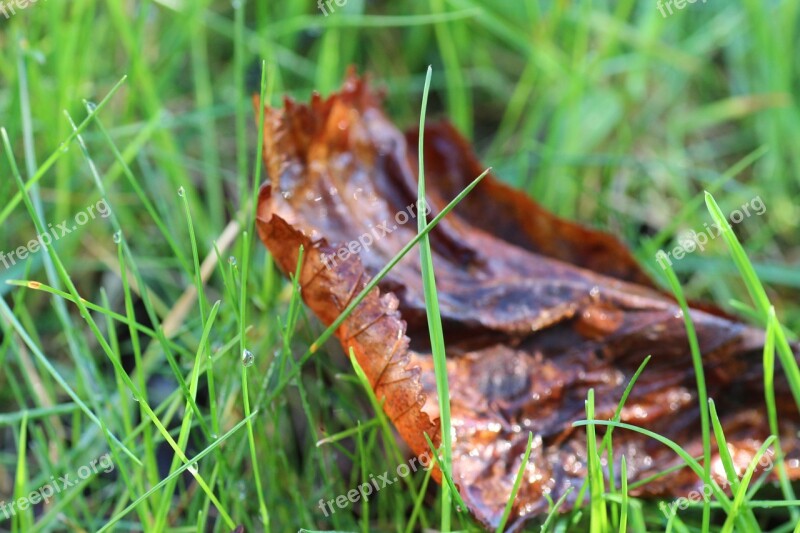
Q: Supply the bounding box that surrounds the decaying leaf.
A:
[254,72,800,530]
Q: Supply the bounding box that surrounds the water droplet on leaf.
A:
[242,349,255,367]
[178,186,185,197]
[113,231,122,243]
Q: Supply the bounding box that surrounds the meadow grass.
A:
[0,1,798,531]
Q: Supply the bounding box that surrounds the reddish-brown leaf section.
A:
[254,72,800,530]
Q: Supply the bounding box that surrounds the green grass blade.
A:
[416,65,453,530]
[496,431,534,533]
[658,253,712,530]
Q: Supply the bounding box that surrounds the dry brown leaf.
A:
[254,72,800,530]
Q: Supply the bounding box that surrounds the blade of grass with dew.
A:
[241,235,271,530]
[272,247,306,388]
[573,355,651,511]
[152,300,221,531]
[178,179,210,324]
[288,352,345,530]
[496,431,534,532]
[356,421,369,533]
[97,410,258,533]
[416,64,454,531]
[253,246,303,413]
[0,279,139,465]
[213,243,240,314]
[13,412,30,531]
[67,106,193,330]
[585,389,608,533]
[0,76,128,227]
[315,418,382,446]
[0,148,234,527]
[103,4,201,234]
[764,307,799,518]
[68,118,217,456]
[540,487,574,533]
[98,289,152,526]
[619,456,628,533]
[572,419,753,527]
[82,105,192,275]
[14,46,105,434]
[721,436,776,533]
[64,112,211,440]
[705,401,763,530]
[422,432,470,517]
[708,399,740,491]
[658,254,712,531]
[626,454,706,492]
[116,241,160,490]
[404,456,434,533]
[349,351,427,510]
[116,334,241,458]
[236,59,272,530]
[3,281,188,357]
[705,191,800,409]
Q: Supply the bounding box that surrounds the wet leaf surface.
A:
[254,73,800,530]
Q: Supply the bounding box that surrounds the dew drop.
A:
[113,231,122,243]
[228,256,237,266]
[187,462,198,475]
[86,101,98,112]
[130,393,140,402]
[178,186,185,197]
[59,142,69,153]
[242,349,255,367]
